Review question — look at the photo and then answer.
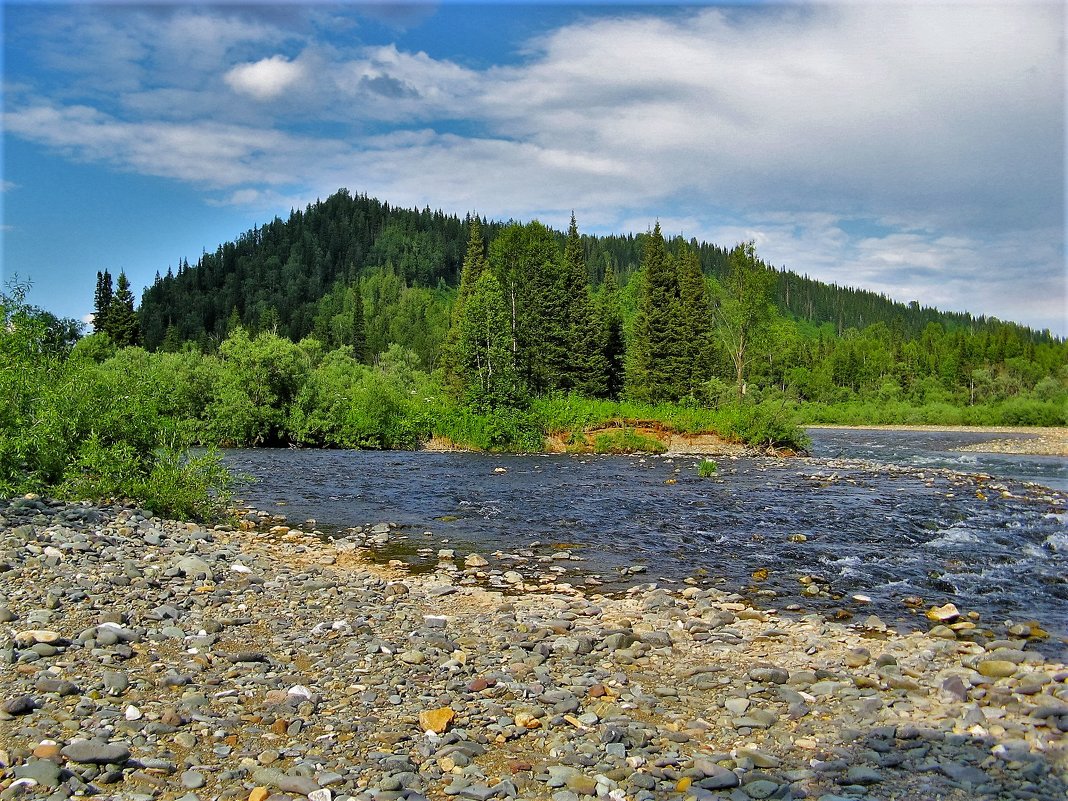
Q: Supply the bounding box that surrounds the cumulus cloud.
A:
[4,2,1065,332]
[224,55,306,101]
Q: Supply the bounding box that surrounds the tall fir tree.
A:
[108,271,140,347]
[561,213,608,397]
[674,243,713,395]
[597,262,626,399]
[444,217,489,391]
[455,217,488,313]
[93,270,113,336]
[626,223,685,402]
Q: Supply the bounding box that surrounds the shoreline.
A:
[807,425,1068,457]
[0,498,1065,800]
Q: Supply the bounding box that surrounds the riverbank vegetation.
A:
[5,190,1066,512]
[0,282,233,520]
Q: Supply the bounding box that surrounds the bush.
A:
[0,281,233,519]
[697,458,718,477]
[592,428,667,454]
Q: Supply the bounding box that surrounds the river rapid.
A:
[223,428,1068,656]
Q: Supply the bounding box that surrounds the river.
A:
[223,428,1067,656]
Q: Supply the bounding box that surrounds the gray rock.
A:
[744,779,781,799]
[174,555,212,578]
[0,695,37,715]
[698,765,740,789]
[13,759,62,787]
[844,766,883,785]
[61,739,131,765]
[252,766,322,795]
[749,667,789,684]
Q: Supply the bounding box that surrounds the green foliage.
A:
[716,241,776,400]
[697,459,718,477]
[0,279,231,518]
[70,332,117,363]
[453,271,522,409]
[136,447,233,522]
[433,405,543,452]
[593,428,668,454]
[628,223,686,402]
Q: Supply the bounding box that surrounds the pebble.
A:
[0,498,1063,801]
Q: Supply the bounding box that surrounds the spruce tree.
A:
[93,270,113,336]
[456,217,488,313]
[626,223,684,402]
[562,213,608,397]
[675,244,713,395]
[444,217,489,390]
[107,271,140,347]
[597,262,626,399]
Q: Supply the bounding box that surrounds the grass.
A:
[592,427,668,454]
[697,459,718,477]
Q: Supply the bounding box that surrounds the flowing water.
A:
[223,428,1067,656]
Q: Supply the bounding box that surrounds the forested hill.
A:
[138,188,1054,351]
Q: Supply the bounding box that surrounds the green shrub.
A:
[136,447,234,522]
[592,428,667,454]
[697,458,718,477]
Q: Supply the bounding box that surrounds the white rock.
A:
[124,705,142,721]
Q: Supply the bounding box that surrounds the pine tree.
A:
[93,270,113,336]
[107,271,140,347]
[626,223,684,402]
[675,243,713,395]
[597,262,626,399]
[561,213,608,397]
[444,217,489,390]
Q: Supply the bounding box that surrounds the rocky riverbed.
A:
[1,496,1065,801]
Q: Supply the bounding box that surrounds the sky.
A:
[2,0,1066,336]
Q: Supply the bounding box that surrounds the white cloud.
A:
[5,3,1065,332]
[224,55,306,101]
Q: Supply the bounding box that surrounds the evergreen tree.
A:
[444,218,489,391]
[456,216,488,312]
[488,221,565,395]
[107,271,140,347]
[675,243,713,394]
[597,262,626,399]
[626,223,685,402]
[93,270,113,335]
[350,281,367,363]
[562,213,608,397]
[161,323,181,353]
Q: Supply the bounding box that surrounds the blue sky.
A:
[3,1,1065,336]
